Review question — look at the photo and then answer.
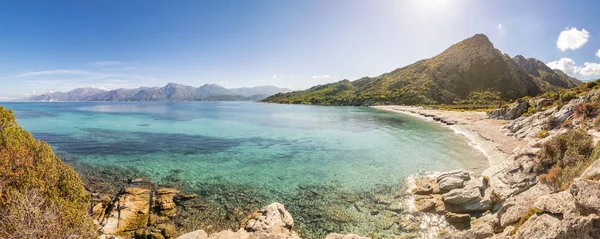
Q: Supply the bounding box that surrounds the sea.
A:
[0,101,487,238]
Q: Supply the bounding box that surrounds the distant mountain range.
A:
[263,34,581,105]
[24,83,292,102]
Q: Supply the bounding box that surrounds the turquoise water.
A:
[0,101,486,237]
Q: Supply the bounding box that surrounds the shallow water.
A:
[1,101,487,237]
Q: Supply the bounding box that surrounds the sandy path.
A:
[372,105,526,166]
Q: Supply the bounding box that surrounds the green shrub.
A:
[0,106,95,238]
[537,129,549,138]
[511,208,543,235]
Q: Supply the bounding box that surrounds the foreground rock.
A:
[97,186,181,238]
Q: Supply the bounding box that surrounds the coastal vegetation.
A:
[263,34,581,107]
[0,107,95,238]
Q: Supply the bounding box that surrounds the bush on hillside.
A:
[574,103,598,119]
[538,129,600,189]
[0,106,95,238]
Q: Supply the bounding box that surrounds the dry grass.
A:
[539,166,562,185]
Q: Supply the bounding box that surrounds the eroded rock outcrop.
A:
[488,101,528,120]
[97,186,181,238]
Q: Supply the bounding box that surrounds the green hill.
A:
[263,34,581,106]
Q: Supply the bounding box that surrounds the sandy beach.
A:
[372,105,527,166]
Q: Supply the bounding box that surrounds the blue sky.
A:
[1,0,600,99]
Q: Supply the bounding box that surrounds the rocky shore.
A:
[386,90,600,238]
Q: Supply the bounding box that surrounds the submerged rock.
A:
[177,202,299,239]
[324,233,369,239]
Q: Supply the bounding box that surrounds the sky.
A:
[1,0,600,99]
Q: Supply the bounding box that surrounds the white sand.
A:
[372,105,526,166]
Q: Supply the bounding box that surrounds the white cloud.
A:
[270,75,294,80]
[312,75,331,79]
[17,69,98,77]
[579,62,600,76]
[547,58,580,75]
[596,49,600,58]
[556,27,590,51]
[497,24,502,29]
[93,61,125,66]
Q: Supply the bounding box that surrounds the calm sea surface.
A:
[0,101,487,237]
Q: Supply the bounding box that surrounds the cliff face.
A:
[263,34,581,106]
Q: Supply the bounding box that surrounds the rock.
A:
[135,228,165,239]
[569,178,600,215]
[482,156,538,199]
[156,188,180,217]
[443,222,493,239]
[243,202,297,238]
[439,177,466,192]
[488,101,528,120]
[498,203,531,228]
[99,187,152,235]
[513,214,561,238]
[91,193,112,223]
[533,191,578,217]
[177,230,208,239]
[446,199,492,214]
[529,98,553,108]
[157,224,177,238]
[324,233,369,239]
[555,214,600,239]
[415,198,436,212]
[98,235,121,239]
[413,184,434,195]
[174,193,198,201]
[442,188,481,205]
[444,212,471,230]
[438,170,471,182]
[581,158,600,180]
[438,170,470,192]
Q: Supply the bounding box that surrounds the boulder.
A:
[555,214,600,239]
[444,212,471,230]
[533,191,578,217]
[155,188,180,217]
[445,199,492,214]
[414,198,436,212]
[498,203,531,228]
[442,188,481,205]
[438,170,470,183]
[513,214,561,238]
[439,177,466,192]
[488,101,528,120]
[177,230,208,239]
[581,158,600,180]
[244,203,294,234]
[99,187,152,235]
[569,178,600,215]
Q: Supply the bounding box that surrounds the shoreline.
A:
[372,105,526,168]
